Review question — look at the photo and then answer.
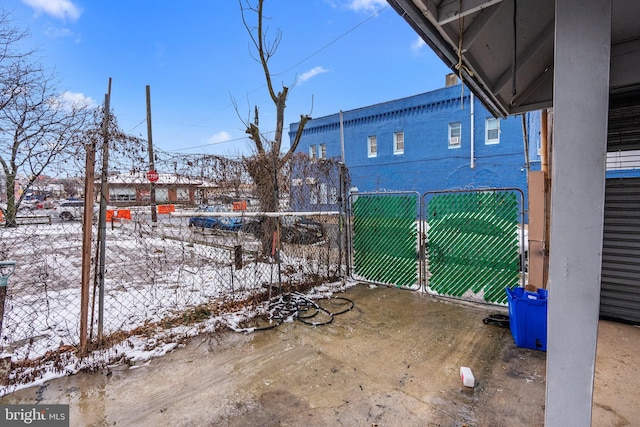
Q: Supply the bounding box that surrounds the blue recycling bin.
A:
[506,286,548,351]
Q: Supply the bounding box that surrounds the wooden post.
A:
[542,109,551,288]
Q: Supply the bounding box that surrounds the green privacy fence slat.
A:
[425,191,521,304]
[351,193,419,288]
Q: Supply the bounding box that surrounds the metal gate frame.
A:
[420,188,526,304]
[347,188,525,303]
[348,191,421,290]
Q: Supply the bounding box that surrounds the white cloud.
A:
[208,131,233,145]
[346,0,388,13]
[22,0,82,22]
[52,91,97,111]
[296,66,330,85]
[411,36,426,53]
[44,26,74,39]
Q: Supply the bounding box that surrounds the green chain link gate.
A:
[422,189,525,304]
[349,192,420,290]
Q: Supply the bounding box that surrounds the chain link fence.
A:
[0,150,349,390]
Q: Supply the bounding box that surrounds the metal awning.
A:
[387,0,640,117]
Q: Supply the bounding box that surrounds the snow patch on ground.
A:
[0,279,357,397]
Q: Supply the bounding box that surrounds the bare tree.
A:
[57,177,84,198]
[239,0,311,254]
[0,10,91,226]
[83,105,146,170]
[0,10,32,112]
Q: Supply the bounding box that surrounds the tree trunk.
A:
[3,174,18,228]
[245,155,279,255]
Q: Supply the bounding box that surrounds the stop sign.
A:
[146,170,159,182]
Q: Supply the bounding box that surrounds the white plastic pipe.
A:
[470,92,475,169]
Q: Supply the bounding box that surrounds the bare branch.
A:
[0,10,98,225]
[281,114,311,166]
[237,0,315,252]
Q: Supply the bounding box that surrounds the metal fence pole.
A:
[0,261,16,340]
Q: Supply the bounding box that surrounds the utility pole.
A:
[146,85,157,223]
[97,79,112,345]
[79,121,96,354]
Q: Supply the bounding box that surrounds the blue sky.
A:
[4,0,451,157]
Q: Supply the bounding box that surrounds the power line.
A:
[160,130,277,153]
[127,118,146,134]
[280,6,388,78]
[131,6,390,152]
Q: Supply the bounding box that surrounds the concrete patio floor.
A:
[2,284,639,426]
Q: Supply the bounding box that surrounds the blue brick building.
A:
[289,83,538,213]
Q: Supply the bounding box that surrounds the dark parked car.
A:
[243,216,325,244]
[188,206,242,231]
[282,216,325,244]
[58,200,86,221]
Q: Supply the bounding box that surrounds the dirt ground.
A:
[1,284,639,426]
[592,319,640,426]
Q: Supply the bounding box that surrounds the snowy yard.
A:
[0,212,344,395]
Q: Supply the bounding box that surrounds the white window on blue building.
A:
[319,183,328,204]
[319,143,327,159]
[485,118,500,145]
[449,122,461,148]
[309,145,317,158]
[368,136,377,157]
[394,131,404,155]
[330,186,338,204]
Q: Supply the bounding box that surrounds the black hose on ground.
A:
[235,292,355,332]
